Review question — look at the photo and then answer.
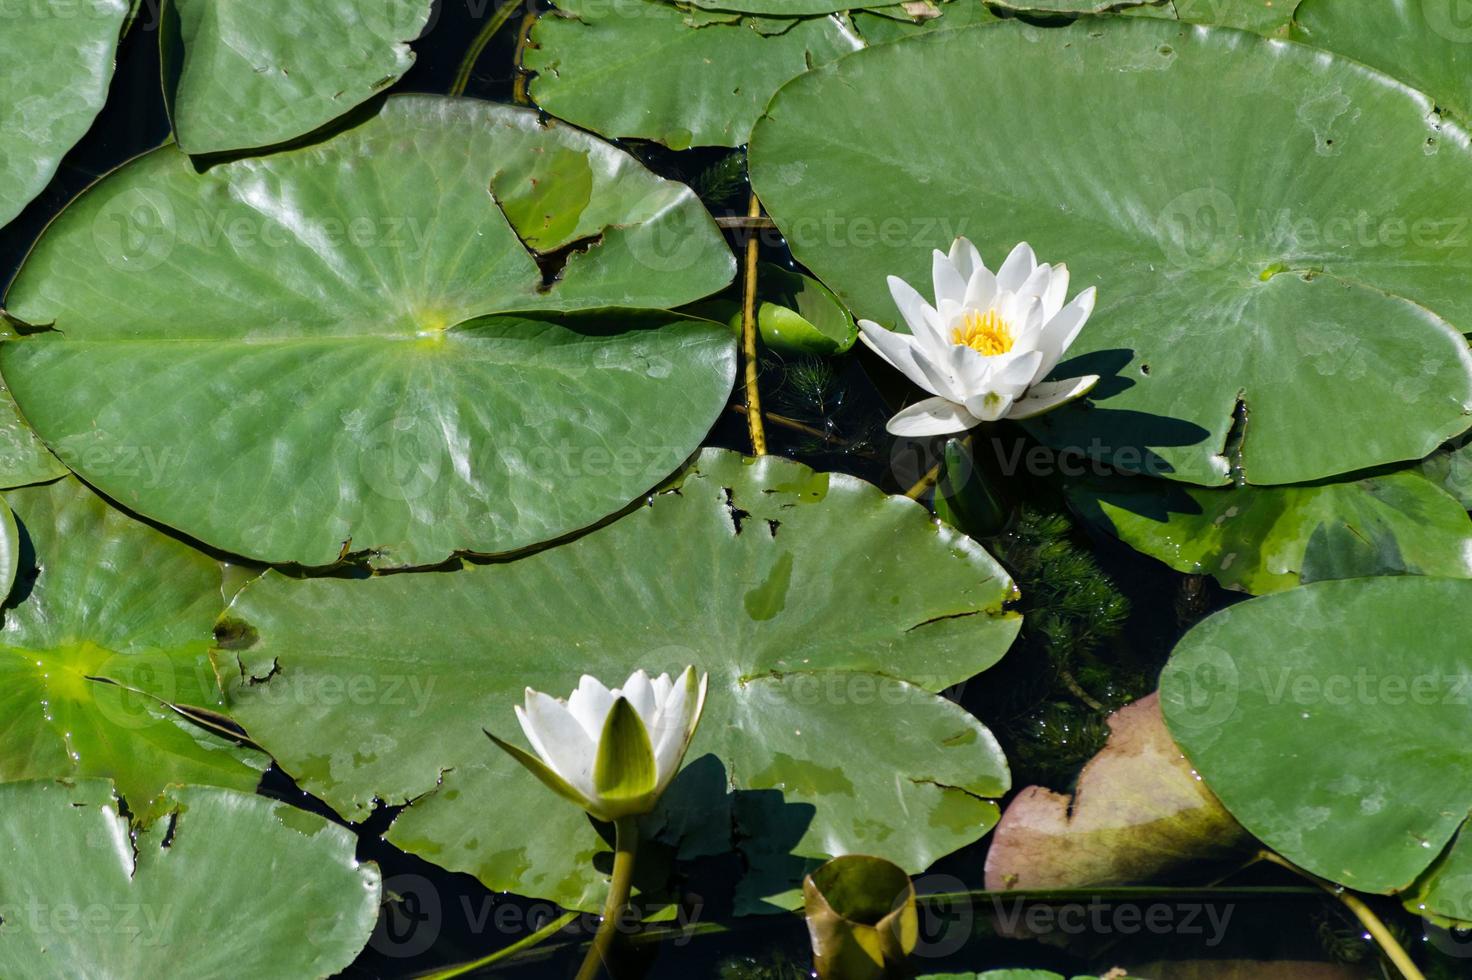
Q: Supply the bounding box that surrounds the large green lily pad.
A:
[2,95,737,568]
[1067,468,1472,594]
[218,450,1019,911]
[1292,0,1472,122]
[0,779,379,976]
[750,19,1472,486]
[167,0,432,154]
[0,0,129,228]
[1160,577,1472,923]
[0,478,266,818]
[527,0,860,149]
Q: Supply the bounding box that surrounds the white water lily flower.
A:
[857,238,1100,437]
[488,667,709,821]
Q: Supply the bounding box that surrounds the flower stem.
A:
[449,1,521,98]
[740,191,768,456]
[1257,850,1425,980]
[417,910,578,979]
[575,816,640,980]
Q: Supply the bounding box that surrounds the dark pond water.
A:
[1,2,1459,977]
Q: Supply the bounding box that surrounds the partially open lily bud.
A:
[803,854,918,980]
[487,667,708,821]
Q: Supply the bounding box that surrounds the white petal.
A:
[887,275,947,350]
[649,672,673,707]
[650,675,691,783]
[1016,263,1054,308]
[1042,263,1070,319]
[519,692,597,799]
[618,669,658,729]
[932,249,968,308]
[1031,286,1096,385]
[654,669,706,792]
[566,675,615,742]
[963,266,998,313]
[962,390,1016,423]
[886,396,981,437]
[858,321,944,396]
[997,242,1037,293]
[1007,375,1100,420]
[990,349,1044,394]
[948,236,986,283]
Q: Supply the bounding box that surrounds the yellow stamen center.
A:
[952,308,1015,357]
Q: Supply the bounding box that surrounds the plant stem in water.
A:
[741,192,768,455]
[575,816,640,980]
[1257,850,1425,980]
[450,1,521,98]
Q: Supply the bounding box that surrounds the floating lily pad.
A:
[1292,0,1472,122]
[0,779,379,976]
[3,95,737,568]
[0,0,129,228]
[1067,469,1472,594]
[218,450,1019,911]
[0,478,266,818]
[167,0,432,154]
[750,20,1472,486]
[984,693,1252,890]
[1161,578,1472,914]
[527,0,860,148]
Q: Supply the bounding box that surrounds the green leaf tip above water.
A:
[0,0,129,229]
[0,779,379,977]
[750,18,1472,487]
[217,449,1019,912]
[0,478,267,819]
[3,95,738,569]
[167,0,433,155]
[1161,576,1472,925]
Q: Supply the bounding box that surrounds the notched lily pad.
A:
[167,0,433,154]
[0,478,266,819]
[2,96,737,569]
[984,693,1252,891]
[1161,577,1472,923]
[0,779,379,977]
[217,450,1019,911]
[1068,468,1472,594]
[750,19,1472,486]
